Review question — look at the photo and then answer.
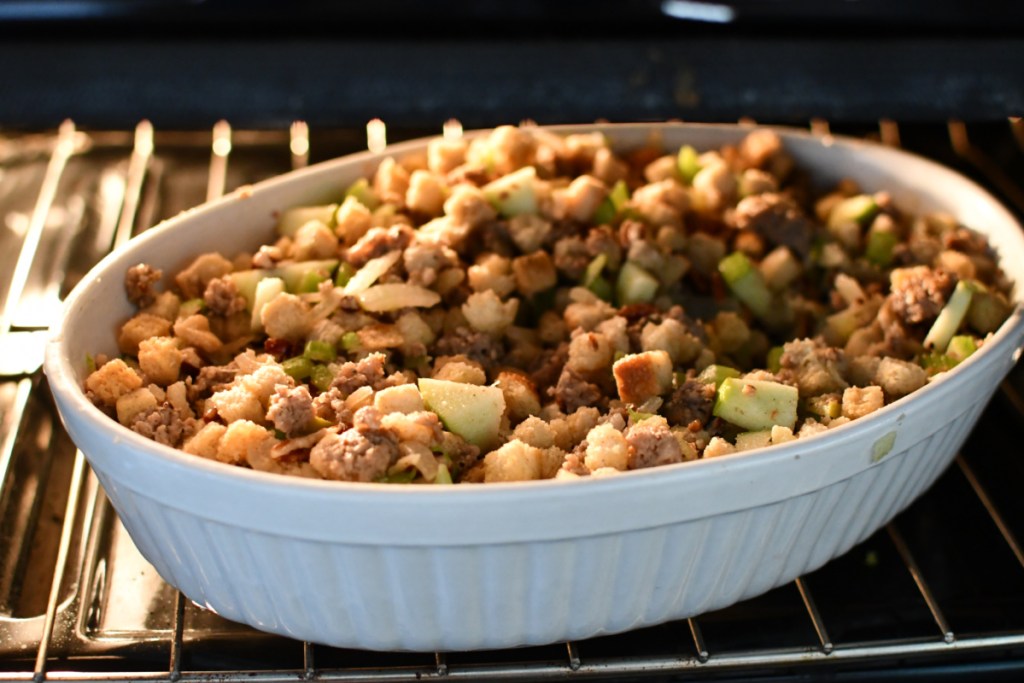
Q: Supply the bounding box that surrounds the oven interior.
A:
[1,4,1024,681]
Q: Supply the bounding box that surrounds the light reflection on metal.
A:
[290,120,310,169]
[212,119,232,157]
[443,118,463,141]
[367,118,387,154]
[661,0,735,23]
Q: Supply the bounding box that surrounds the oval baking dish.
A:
[44,123,1024,651]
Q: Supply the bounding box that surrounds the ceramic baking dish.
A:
[43,123,1024,651]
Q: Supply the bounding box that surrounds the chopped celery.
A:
[766,345,784,373]
[592,198,616,226]
[919,352,957,376]
[609,179,629,208]
[377,469,417,484]
[864,223,898,267]
[588,275,614,302]
[309,416,334,431]
[304,339,336,363]
[718,251,772,319]
[923,280,975,352]
[616,261,660,305]
[435,463,453,485]
[827,194,878,229]
[334,262,356,287]
[594,179,630,223]
[297,270,327,293]
[340,331,361,352]
[677,144,701,184]
[85,353,97,374]
[310,364,334,392]
[946,334,978,363]
[583,253,608,287]
[697,364,740,388]
[713,377,799,432]
[179,298,205,318]
[281,356,313,381]
[344,177,381,210]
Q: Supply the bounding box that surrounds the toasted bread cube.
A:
[612,350,673,405]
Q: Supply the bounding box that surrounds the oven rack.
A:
[0,118,1023,682]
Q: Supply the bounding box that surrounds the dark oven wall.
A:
[0,0,1022,131]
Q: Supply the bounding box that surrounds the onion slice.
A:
[357,283,441,312]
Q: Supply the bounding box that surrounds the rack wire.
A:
[0,118,1022,682]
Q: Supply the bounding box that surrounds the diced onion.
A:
[390,442,440,482]
[342,250,402,296]
[357,284,441,312]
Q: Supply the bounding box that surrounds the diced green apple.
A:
[713,377,798,432]
[418,378,506,449]
[482,166,538,217]
[276,205,338,238]
[274,259,339,293]
[616,261,660,305]
[677,144,701,184]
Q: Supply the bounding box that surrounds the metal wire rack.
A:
[1,118,1023,682]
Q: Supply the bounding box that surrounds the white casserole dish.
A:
[44,123,1024,651]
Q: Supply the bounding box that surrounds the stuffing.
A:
[84,124,1013,484]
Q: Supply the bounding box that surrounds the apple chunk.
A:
[418,378,506,449]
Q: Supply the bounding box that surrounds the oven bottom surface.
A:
[1,119,1023,682]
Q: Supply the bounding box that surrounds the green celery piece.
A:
[592,197,616,226]
[297,270,327,293]
[85,353,97,374]
[713,377,799,432]
[718,251,772,319]
[281,356,313,381]
[582,256,613,300]
[179,298,205,318]
[340,331,361,352]
[766,346,784,373]
[334,262,356,287]
[304,339,337,363]
[697,364,741,389]
[919,351,957,376]
[946,334,978,363]
[310,364,334,392]
[864,224,898,267]
[609,179,630,209]
[344,177,381,210]
[378,469,417,484]
[588,275,614,302]
[582,253,608,287]
[435,463,453,485]
[616,261,660,306]
[677,144,701,184]
[827,194,878,229]
[923,280,975,353]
